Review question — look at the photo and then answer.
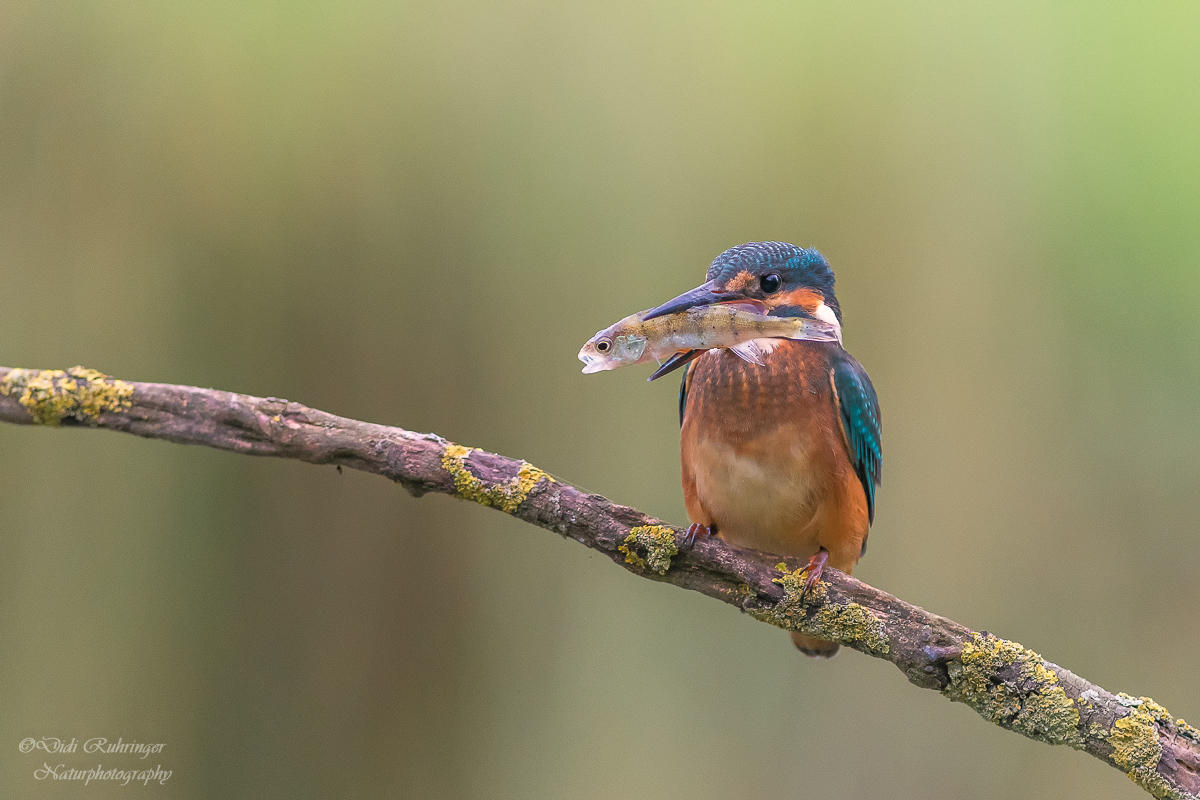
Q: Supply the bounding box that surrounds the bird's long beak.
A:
[642,280,745,321]
[647,349,703,382]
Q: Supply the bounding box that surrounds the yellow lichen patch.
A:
[1105,697,1177,799]
[1116,695,1180,731]
[0,366,134,426]
[618,546,647,570]
[439,444,552,513]
[942,633,1082,748]
[706,582,757,603]
[748,566,889,654]
[809,601,891,654]
[617,526,678,575]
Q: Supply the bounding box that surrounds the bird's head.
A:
[644,241,842,332]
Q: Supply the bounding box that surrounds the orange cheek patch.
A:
[722,270,756,293]
[767,287,824,311]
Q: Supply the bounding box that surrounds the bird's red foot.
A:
[684,523,713,549]
[800,549,829,600]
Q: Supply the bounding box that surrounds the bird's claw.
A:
[683,522,712,550]
[799,549,829,601]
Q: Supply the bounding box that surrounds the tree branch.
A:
[2,365,1197,799]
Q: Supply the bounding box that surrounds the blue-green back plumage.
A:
[679,362,691,427]
[832,355,882,523]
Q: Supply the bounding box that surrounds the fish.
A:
[578,304,842,375]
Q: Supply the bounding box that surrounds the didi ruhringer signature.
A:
[20,737,164,758]
[19,736,172,786]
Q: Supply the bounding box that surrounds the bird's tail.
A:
[791,631,840,658]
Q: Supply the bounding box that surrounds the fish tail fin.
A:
[728,340,766,365]
[785,320,842,343]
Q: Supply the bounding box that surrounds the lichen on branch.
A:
[942,633,1081,747]
[0,366,133,425]
[619,525,679,574]
[748,564,890,654]
[439,444,552,513]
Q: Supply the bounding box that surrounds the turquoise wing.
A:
[832,357,882,523]
[678,361,692,427]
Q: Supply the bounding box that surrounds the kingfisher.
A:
[644,242,881,657]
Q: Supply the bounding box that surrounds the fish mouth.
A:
[578,348,608,374]
[642,280,767,320]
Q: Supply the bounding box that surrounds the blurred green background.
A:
[2,2,1199,798]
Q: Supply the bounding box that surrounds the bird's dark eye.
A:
[595,339,612,353]
[760,273,782,294]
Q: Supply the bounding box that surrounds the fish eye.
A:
[595,338,612,353]
[760,273,782,294]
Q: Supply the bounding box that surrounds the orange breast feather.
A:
[680,342,868,573]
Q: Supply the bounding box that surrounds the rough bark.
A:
[1,365,1197,799]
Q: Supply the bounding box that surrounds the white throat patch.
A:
[812,302,843,343]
